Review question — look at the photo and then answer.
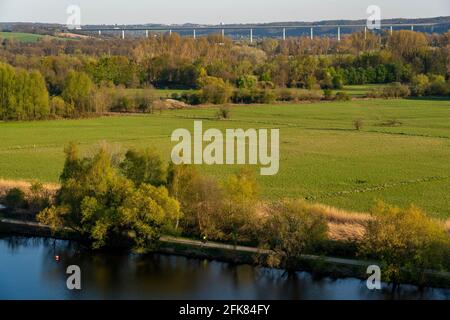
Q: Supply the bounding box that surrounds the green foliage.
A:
[199,76,233,104]
[236,75,258,90]
[353,119,364,131]
[334,91,351,101]
[0,62,49,120]
[62,71,94,114]
[428,75,449,96]
[410,74,430,96]
[261,199,329,269]
[216,105,231,119]
[38,144,180,252]
[91,56,139,88]
[4,188,26,210]
[358,202,450,286]
[29,181,51,212]
[120,148,167,187]
[220,169,259,244]
[367,82,411,98]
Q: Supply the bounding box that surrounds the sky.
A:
[0,0,449,25]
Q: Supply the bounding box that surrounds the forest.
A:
[0,29,450,120]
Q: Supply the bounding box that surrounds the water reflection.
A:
[0,236,449,300]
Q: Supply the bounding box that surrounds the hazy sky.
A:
[0,0,449,25]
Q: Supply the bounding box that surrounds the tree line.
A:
[0,30,450,120]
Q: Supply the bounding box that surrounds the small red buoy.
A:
[55,255,61,262]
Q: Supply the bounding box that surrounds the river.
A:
[0,236,448,300]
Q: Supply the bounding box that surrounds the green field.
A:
[0,32,69,43]
[0,32,45,43]
[1,98,449,218]
[140,85,385,99]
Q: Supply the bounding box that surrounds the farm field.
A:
[0,98,449,218]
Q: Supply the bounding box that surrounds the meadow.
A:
[0,32,70,42]
[0,98,449,218]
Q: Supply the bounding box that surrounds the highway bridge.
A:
[69,22,446,42]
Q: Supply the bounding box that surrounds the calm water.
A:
[0,236,449,300]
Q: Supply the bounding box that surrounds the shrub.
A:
[232,88,276,104]
[277,88,296,102]
[358,202,450,287]
[199,76,233,104]
[29,182,51,212]
[120,148,167,187]
[216,105,231,120]
[428,75,448,96]
[50,96,67,117]
[295,89,324,101]
[167,164,224,239]
[261,199,329,270]
[5,188,26,210]
[353,119,364,131]
[38,145,181,252]
[236,75,258,90]
[323,89,334,101]
[335,91,351,101]
[367,83,410,98]
[410,74,429,96]
[384,83,411,98]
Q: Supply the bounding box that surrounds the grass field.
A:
[132,84,387,99]
[0,32,69,43]
[0,98,449,218]
[0,32,45,43]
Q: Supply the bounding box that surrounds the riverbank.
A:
[1,217,449,290]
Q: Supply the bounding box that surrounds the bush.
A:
[29,182,51,212]
[199,76,233,104]
[323,89,334,101]
[367,83,410,98]
[428,75,448,96]
[38,145,181,252]
[410,74,429,96]
[5,188,26,210]
[358,202,450,287]
[277,88,296,102]
[294,89,324,101]
[261,199,329,270]
[232,88,276,104]
[50,96,68,117]
[384,83,411,98]
[334,91,351,101]
[353,119,364,131]
[216,105,231,119]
